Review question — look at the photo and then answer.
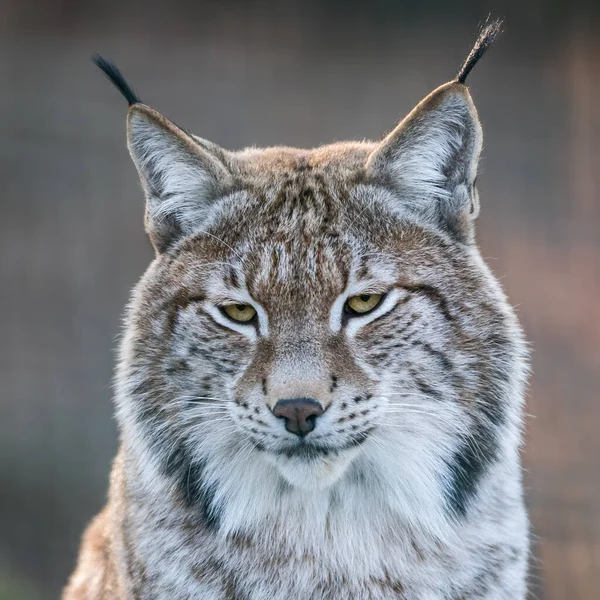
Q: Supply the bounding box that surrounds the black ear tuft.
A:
[456,18,503,84]
[92,54,141,106]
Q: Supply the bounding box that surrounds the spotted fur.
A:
[65,23,529,600]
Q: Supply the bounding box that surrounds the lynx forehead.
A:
[66,20,530,600]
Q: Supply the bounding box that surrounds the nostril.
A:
[272,398,324,437]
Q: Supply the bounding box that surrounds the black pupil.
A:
[360,295,371,302]
[236,304,247,311]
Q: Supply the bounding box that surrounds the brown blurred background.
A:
[1,1,599,598]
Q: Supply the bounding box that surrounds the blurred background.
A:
[1,1,599,598]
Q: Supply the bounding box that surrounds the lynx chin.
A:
[65,20,530,600]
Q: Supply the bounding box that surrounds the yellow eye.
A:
[345,293,383,315]
[223,303,257,323]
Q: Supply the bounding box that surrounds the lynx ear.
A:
[366,82,482,241]
[92,56,233,252]
[366,19,503,241]
[127,105,232,253]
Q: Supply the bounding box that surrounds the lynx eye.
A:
[345,294,383,315]
[222,303,257,323]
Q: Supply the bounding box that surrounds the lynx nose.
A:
[272,398,324,437]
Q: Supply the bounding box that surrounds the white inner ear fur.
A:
[127,107,231,249]
[366,84,483,226]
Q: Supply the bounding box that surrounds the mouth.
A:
[262,427,375,460]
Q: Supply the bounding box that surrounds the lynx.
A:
[65,20,529,599]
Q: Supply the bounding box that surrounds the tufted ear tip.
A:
[455,18,503,85]
[93,55,141,106]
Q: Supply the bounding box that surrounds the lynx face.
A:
[115,82,525,535]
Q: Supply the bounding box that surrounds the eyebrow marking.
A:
[228,266,241,288]
[163,288,193,337]
[403,284,454,323]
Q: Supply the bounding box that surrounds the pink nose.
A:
[272,398,324,437]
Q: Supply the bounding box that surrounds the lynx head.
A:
[101,21,526,536]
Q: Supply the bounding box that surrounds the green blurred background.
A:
[1,1,599,598]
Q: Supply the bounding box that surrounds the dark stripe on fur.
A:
[404,284,454,323]
[162,443,223,529]
[456,18,503,84]
[411,340,455,373]
[445,329,512,517]
[133,388,223,530]
[445,421,498,517]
